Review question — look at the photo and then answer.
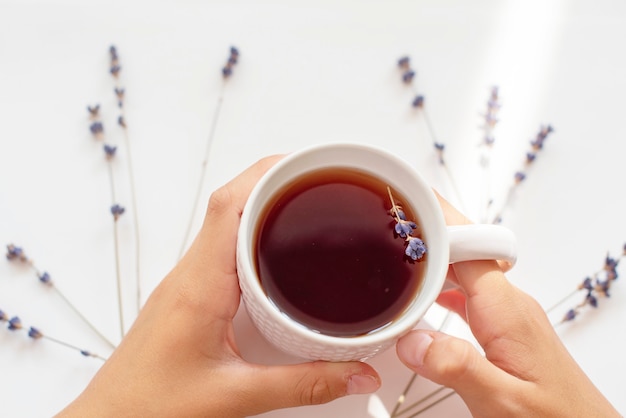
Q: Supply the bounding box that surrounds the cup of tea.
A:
[236,143,516,361]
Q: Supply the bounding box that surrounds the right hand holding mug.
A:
[396,193,621,417]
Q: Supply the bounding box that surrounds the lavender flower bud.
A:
[578,277,593,291]
[90,121,104,136]
[402,70,415,84]
[405,237,427,260]
[605,255,618,271]
[6,244,27,262]
[110,65,121,77]
[8,316,22,331]
[38,271,52,284]
[110,204,125,221]
[586,291,598,308]
[109,45,118,61]
[0,310,7,321]
[412,95,424,108]
[395,220,417,238]
[514,172,526,183]
[397,56,410,69]
[28,327,43,339]
[87,104,100,117]
[104,144,117,159]
[564,309,577,322]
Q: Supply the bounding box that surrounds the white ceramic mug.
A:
[236,143,516,362]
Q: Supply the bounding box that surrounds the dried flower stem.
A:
[179,82,225,259]
[396,56,466,214]
[490,125,553,224]
[5,244,115,349]
[179,47,240,259]
[106,156,126,339]
[40,334,107,361]
[389,310,452,417]
[421,108,466,214]
[0,310,106,361]
[545,288,581,314]
[49,285,115,349]
[89,106,126,339]
[109,45,142,312]
[551,247,623,326]
[404,390,457,417]
[480,86,500,223]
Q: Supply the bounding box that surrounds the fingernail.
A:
[346,374,380,395]
[398,332,433,368]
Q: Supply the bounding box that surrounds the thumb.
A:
[240,361,380,415]
[396,331,516,405]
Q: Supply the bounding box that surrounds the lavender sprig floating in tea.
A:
[387,187,427,261]
[179,46,240,259]
[87,105,126,339]
[109,45,142,311]
[5,244,115,348]
[490,124,554,224]
[396,56,465,213]
[0,308,106,361]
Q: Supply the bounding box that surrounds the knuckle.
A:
[434,337,477,382]
[206,185,233,215]
[296,374,335,406]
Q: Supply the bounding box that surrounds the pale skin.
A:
[57,156,620,417]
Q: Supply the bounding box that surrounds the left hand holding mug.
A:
[56,155,380,418]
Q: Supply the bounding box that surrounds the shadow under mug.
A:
[236,143,517,362]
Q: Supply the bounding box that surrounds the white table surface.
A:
[1,0,625,416]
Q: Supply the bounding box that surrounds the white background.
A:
[1,0,625,417]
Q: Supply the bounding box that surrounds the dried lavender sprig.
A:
[179,46,239,259]
[88,108,126,339]
[396,56,466,214]
[480,87,501,223]
[553,245,623,326]
[0,310,106,361]
[5,244,115,348]
[490,124,554,224]
[109,45,142,311]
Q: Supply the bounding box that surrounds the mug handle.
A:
[447,224,517,271]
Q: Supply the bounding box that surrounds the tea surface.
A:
[255,168,425,336]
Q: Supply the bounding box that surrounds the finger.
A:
[396,330,521,413]
[436,289,467,321]
[173,155,284,314]
[433,190,472,226]
[238,361,381,415]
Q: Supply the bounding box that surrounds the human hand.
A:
[396,194,620,417]
[57,156,380,418]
